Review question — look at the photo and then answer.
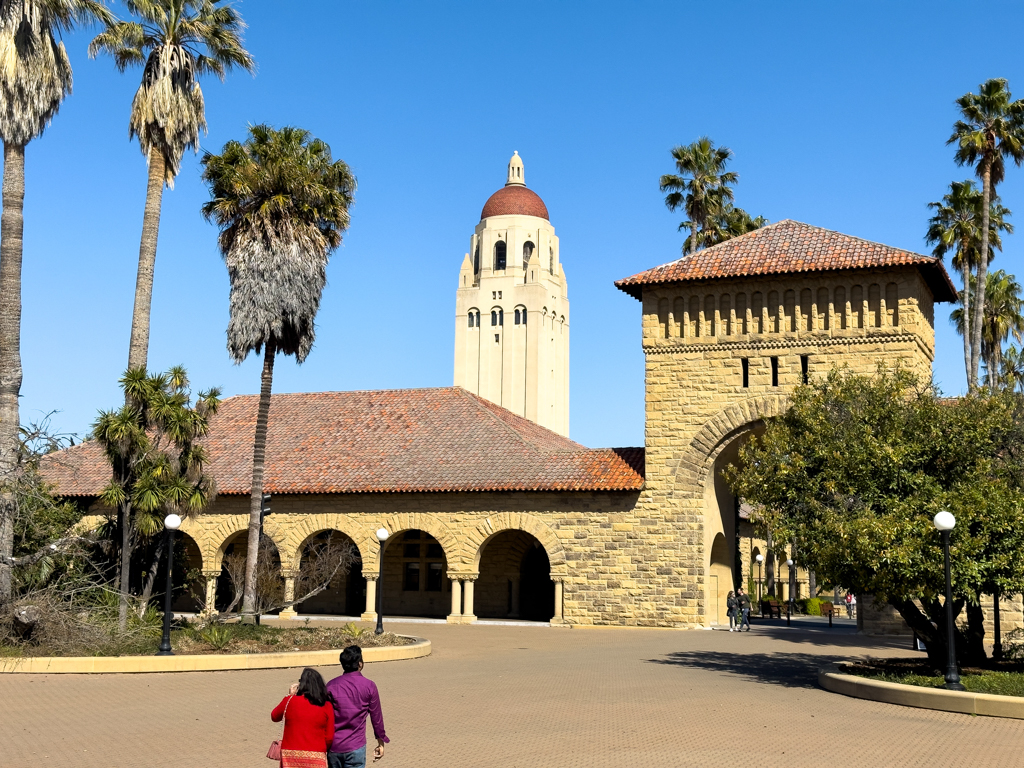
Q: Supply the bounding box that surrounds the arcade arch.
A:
[476,530,554,621]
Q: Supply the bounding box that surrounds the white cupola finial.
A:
[506,150,525,187]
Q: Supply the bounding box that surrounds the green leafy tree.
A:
[89,0,254,372]
[952,270,1024,389]
[948,79,1024,390]
[0,0,112,613]
[926,180,1012,379]
[93,367,220,629]
[200,125,355,622]
[726,367,1024,668]
[660,137,738,256]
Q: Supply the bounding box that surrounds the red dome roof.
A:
[480,185,549,220]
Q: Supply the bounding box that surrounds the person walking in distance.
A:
[326,645,389,767]
[737,587,752,631]
[845,591,853,619]
[726,590,738,631]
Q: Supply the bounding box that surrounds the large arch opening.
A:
[215,531,283,615]
[380,529,450,618]
[294,531,364,617]
[702,423,764,625]
[476,530,554,621]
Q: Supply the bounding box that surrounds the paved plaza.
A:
[2,617,1023,767]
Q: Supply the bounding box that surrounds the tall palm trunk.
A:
[0,142,25,610]
[972,162,992,390]
[961,257,971,381]
[126,151,166,372]
[241,343,276,622]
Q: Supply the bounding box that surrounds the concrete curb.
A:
[819,668,1024,719]
[0,636,430,674]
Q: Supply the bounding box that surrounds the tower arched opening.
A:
[494,241,507,271]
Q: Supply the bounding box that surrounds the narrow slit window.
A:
[491,310,498,326]
[742,358,749,388]
[771,357,779,387]
[801,355,809,384]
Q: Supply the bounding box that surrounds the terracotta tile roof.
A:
[481,185,550,220]
[41,387,644,497]
[615,219,958,302]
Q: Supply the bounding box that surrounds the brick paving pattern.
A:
[2,617,1022,767]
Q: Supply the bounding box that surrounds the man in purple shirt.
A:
[325,646,390,767]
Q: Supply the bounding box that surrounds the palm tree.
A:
[684,200,767,254]
[925,180,1012,380]
[1001,345,1024,393]
[948,79,1024,389]
[201,125,355,622]
[660,137,738,255]
[951,270,1024,389]
[0,0,111,608]
[89,0,254,373]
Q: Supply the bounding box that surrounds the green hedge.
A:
[802,598,823,616]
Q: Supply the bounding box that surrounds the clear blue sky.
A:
[14,0,1024,447]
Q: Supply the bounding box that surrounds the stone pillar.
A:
[551,578,565,624]
[278,570,299,620]
[447,574,462,623]
[462,576,477,622]
[509,577,521,618]
[361,574,378,622]
[201,570,220,617]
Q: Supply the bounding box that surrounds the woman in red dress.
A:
[271,668,336,768]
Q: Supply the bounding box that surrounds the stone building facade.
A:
[48,178,968,629]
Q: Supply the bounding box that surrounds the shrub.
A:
[803,598,823,616]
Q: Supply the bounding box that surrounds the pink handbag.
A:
[267,695,291,760]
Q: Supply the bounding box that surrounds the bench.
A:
[761,599,782,619]
[820,601,835,617]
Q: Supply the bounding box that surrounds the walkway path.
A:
[2,617,1021,767]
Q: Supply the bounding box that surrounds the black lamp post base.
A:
[156,648,175,657]
[944,679,966,691]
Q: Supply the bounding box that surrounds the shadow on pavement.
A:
[647,650,837,688]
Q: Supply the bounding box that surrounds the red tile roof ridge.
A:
[614,219,957,302]
[455,388,585,454]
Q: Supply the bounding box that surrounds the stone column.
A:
[509,577,521,618]
[551,578,565,624]
[278,570,299,620]
[201,570,220,617]
[447,574,462,623]
[361,574,378,622]
[462,575,477,623]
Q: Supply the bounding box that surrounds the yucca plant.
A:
[89,0,254,372]
[201,125,355,623]
[93,366,220,630]
[0,0,112,611]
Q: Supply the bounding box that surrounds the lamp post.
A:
[933,510,964,691]
[785,558,795,626]
[156,513,181,656]
[755,554,764,603]
[375,528,389,635]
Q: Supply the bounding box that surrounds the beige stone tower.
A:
[616,220,957,627]
[454,152,570,436]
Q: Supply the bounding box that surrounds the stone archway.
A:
[466,513,567,576]
[671,395,787,626]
